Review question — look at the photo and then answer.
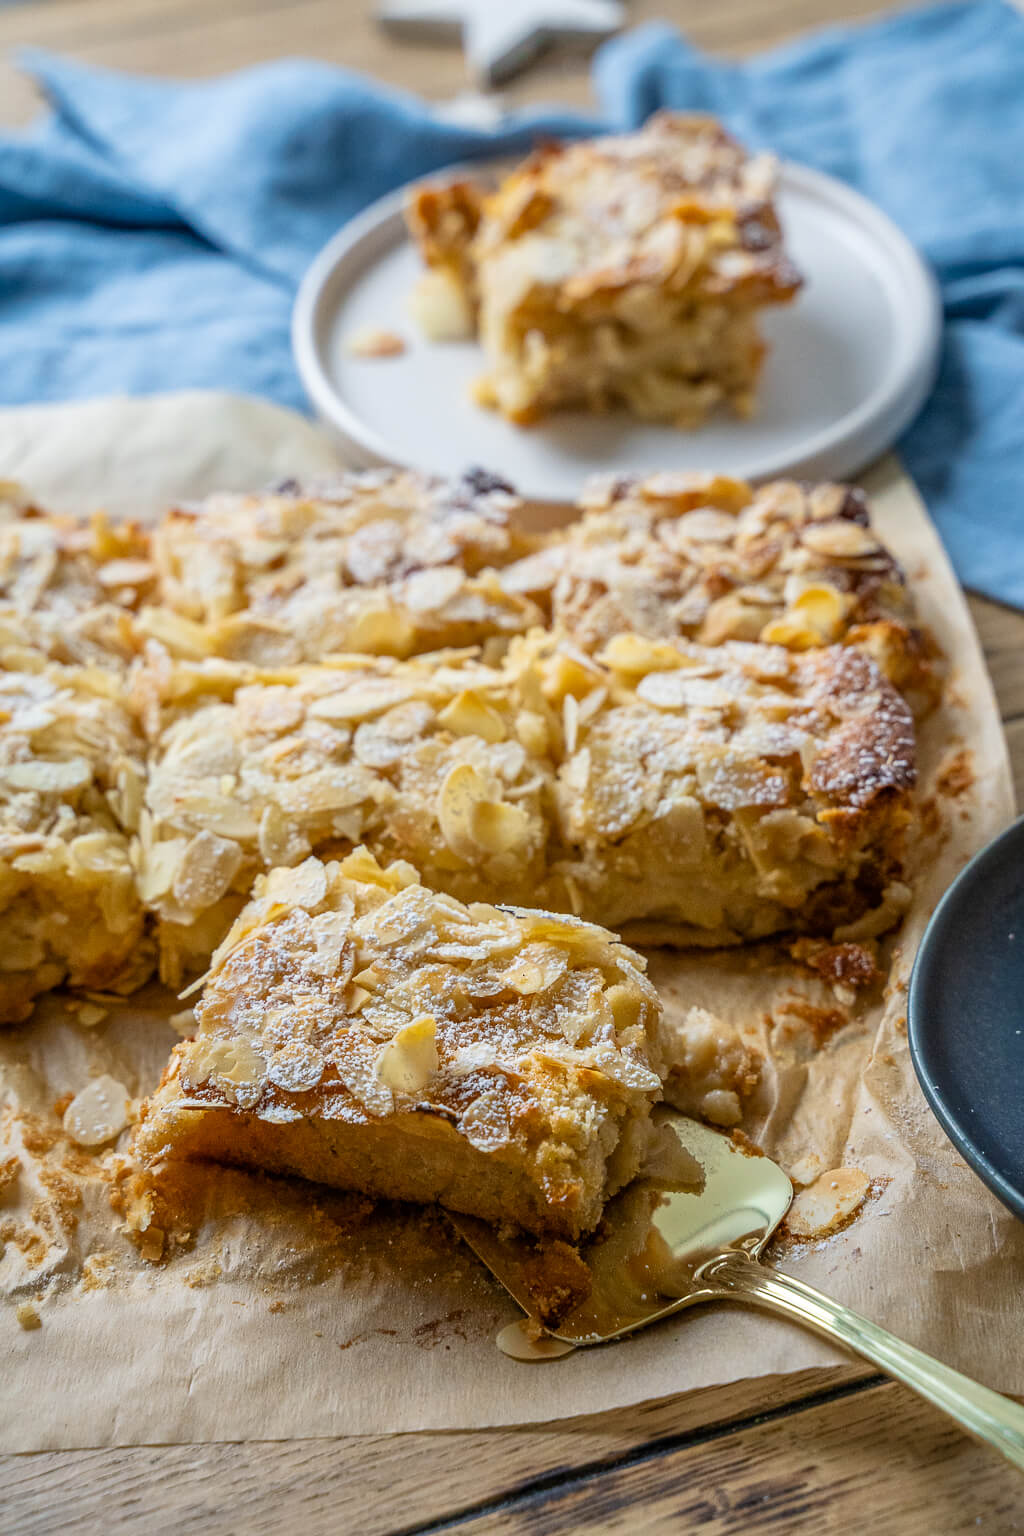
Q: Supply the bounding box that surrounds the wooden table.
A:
[1,2,1022,1530]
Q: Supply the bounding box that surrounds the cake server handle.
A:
[696,1249,1024,1472]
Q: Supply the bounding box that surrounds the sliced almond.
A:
[800,521,880,559]
[63,1074,130,1147]
[438,690,507,743]
[786,1167,871,1237]
[347,327,406,359]
[500,943,568,996]
[4,756,92,794]
[375,1015,439,1094]
[172,830,244,911]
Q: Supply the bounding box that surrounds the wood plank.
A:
[0,0,904,127]
[1005,716,1024,806]
[0,1368,871,1536]
[968,593,1024,662]
[442,1383,1024,1535]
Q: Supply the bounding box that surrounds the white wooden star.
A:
[377,0,625,87]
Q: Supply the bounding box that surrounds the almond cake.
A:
[407,114,802,427]
[130,849,663,1241]
[0,467,927,1246]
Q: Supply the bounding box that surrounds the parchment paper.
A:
[0,393,1018,1453]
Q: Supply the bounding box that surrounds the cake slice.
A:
[135,649,555,984]
[145,468,541,665]
[513,630,917,945]
[0,666,149,1022]
[499,473,939,714]
[130,849,664,1242]
[407,114,801,427]
[0,482,154,671]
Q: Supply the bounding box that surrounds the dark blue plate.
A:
[908,815,1024,1222]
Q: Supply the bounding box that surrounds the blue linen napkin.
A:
[1,0,1022,606]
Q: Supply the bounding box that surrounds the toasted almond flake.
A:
[63,1074,130,1147]
[308,680,419,723]
[459,1087,511,1152]
[172,829,244,911]
[438,760,486,858]
[344,604,417,655]
[696,752,789,811]
[514,709,548,757]
[347,327,406,358]
[758,614,822,651]
[96,558,156,588]
[137,836,188,904]
[605,982,644,1033]
[304,904,354,982]
[171,790,259,842]
[438,690,507,743]
[800,521,880,559]
[403,566,465,612]
[469,798,531,857]
[274,764,379,816]
[263,857,329,912]
[4,756,92,794]
[375,1014,439,1094]
[186,1036,266,1093]
[267,1039,326,1092]
[636,672,733,712]
[786,1167,871,1237]
[327,1030,395,1117]
[563,693,580,754]
[500,942,568,996]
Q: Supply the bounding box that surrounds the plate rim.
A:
[907,813,1024,1223]
[292,157,942,498]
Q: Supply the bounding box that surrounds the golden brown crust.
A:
[406,179,485,303]
[803,647,916,810]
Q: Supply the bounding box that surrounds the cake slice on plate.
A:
[408,114,802,428]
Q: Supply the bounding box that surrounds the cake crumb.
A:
[0,1156,21,1195]
[16,1303,41,1331]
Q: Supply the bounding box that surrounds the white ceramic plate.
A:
[293,160,941,502]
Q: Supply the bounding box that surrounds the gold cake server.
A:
[451,1108,1024,1471]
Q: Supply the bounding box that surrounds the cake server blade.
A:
[449,1108,1024,1471]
